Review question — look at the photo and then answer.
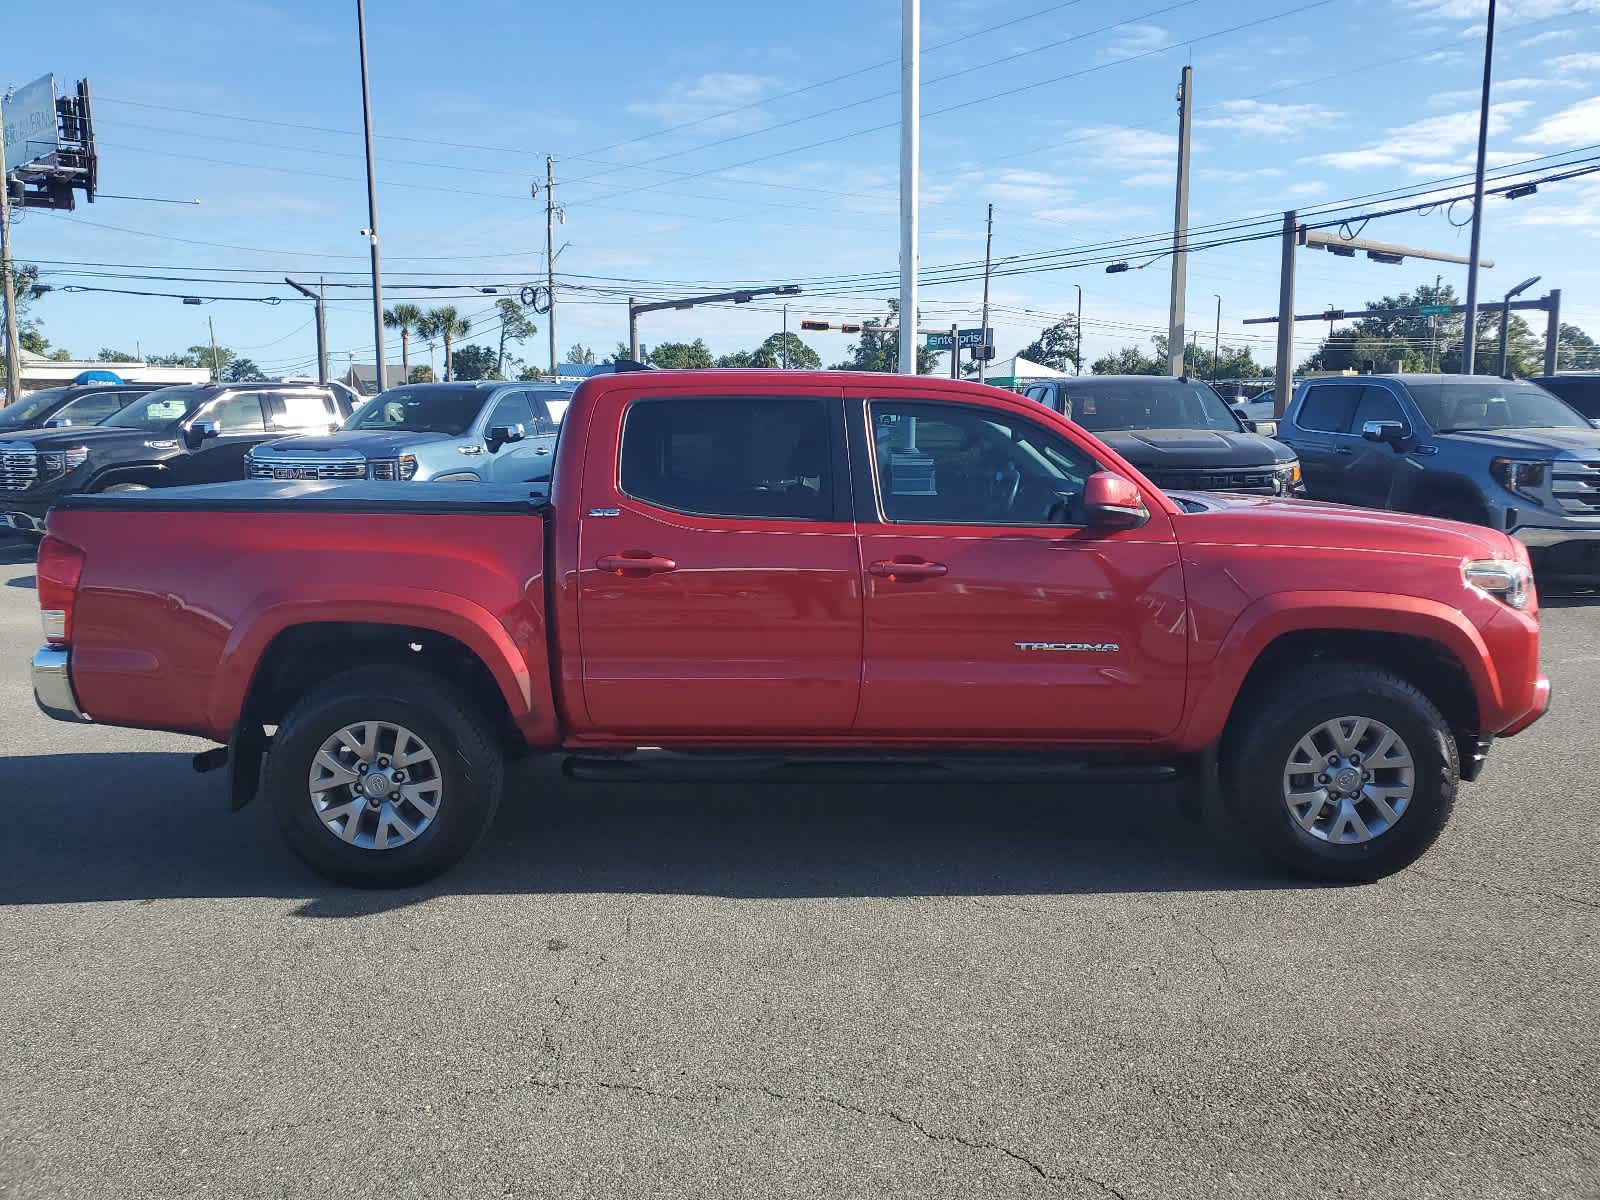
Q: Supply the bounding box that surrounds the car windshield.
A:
[103,386,209,429]
[0,387,73,428]
[345,385,486,436]
[1059,380,1242,433]
[1408,379,1592,432]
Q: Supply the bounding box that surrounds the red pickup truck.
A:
[30,370,1549,887]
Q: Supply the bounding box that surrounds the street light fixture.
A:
[1498,274,1541,377]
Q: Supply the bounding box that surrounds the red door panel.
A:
[856,525,1187,739]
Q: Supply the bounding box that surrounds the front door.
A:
[1330,384,1413,509]
[1281,383,1363,501]
[854,397,1187,741]
[178,391,271,483]
[576,388,862,736]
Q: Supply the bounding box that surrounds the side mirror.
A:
[1240,418,1260,433]
[1361,420,1408,447]
[1083,471,1150,531]
[185,420,221,450]
[43,417,72,428]
[486,422,526,451]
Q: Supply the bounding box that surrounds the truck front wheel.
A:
[1223,663,1458,882]
[261,665,504,887]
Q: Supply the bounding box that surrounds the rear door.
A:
[1282,383,1362,500]
[575,385,862,735]
[853,395,1187,740]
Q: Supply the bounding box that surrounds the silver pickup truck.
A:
[246,381,571,484]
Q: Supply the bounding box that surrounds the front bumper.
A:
[33,645,90,723]
[1501,676,1551,737]
[3,511,46,534]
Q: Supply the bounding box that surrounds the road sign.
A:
[925,327,992,351]
[1418,304,1453,316]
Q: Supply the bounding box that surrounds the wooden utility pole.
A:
[1167,66,1193,377]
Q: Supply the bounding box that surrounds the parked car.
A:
[245,381,572,484]
[32,370,1547,887]
[0,382,163,434]
[1532,373,1600,426]
[1274,373,1600,579]
[0,381,351,535]
[1022,375,1302,495]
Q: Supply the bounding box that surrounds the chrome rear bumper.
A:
[33,646,90,722]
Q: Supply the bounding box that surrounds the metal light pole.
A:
[1075,284,1083,375]
[1462,0,1496,375]
[898,0,920,374]
[355,0,387,387]
[1167,66,1193,377]
[285,278,329,383]
[1498,274,1540,377]
[1212,293,1222,381]
[979,203,994,383]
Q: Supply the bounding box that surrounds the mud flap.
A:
[228,721,269,811]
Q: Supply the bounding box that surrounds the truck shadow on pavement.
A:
[0,753,1288,914]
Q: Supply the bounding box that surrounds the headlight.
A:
[1274,461,1302,493]
[1489,457,1548,501]
[39,447,89,477]
[368,455,418,481]
[1463,558,1531,610]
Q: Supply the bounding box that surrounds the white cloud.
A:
[1552,52,1600,72]
[1102,24,1170,59]
[1519,28,1577,44]
[626,73,778,128]
[1031,202,1154,226]
[1399,0,1599,20]
[980,169,1070,205]
[1197,98,1341,139]
[1430,76,1584,106]
[1500,176,1600,235]
[1516,95,1600,144]
[1286,181,1330,199]
[1315,101,1533,169]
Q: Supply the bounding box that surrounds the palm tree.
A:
[383,303,425,384]
[419,306,471,381]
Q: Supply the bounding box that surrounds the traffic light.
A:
[840,323,862,334]
[800,320,830,332]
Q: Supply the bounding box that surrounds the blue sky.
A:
[7,0,1600,376]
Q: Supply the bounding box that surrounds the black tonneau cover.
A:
[53,479,550,516]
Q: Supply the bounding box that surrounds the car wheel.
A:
[1420,495,1487,526]
[1224,662,1457,882]
[261,665,504,887]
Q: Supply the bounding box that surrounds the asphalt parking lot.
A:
[0,532,1595,1200]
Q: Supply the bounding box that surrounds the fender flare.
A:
[85,461,171,492]
[205,585,539,741]
[1181,589,1500,747]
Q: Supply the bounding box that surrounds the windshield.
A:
[0,387,73,428]
[1409,379,1592,432]
[103,386,209,430]
[1060,380,1243,433]
[345,385,486,436]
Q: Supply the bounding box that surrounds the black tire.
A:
[1419,493,1487,527]
[1223,662,1458,882]
[261,665,504,887]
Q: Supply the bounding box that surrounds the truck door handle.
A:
[533,447,550,455]
[868,557,948,581]
[1334,445,1354,455]
[596,552,677,576]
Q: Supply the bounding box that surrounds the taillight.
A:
[36,536,85,644]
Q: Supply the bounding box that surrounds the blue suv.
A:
[1276,374,1600,579]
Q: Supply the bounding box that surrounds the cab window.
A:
[620,395,835,521]
[869,400,1098,526]
[1295,384,1362,433]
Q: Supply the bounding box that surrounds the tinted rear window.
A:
[619,395,834,520]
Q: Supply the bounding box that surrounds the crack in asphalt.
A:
[1410,869,1600,912]
[526,1073,1128,1198]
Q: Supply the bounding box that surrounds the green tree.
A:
[604,342,635,364]
[418,306,471,381]
[384,303,427,383]
[2,266,55,386]
[565,342,597,365]
[715,350,757,368]
[1557,322,1599,371]
[649,338,715,369]
[97,347,137,362]
[222,357,265,382]
[494,298,537,376]
[829,302,938,373]
[448,344,500,381]
[1091,336,1164,375]
[1018,319,1081,373]
[752,331,821,369]
[409,365,436,383]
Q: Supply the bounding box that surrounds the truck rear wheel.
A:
[262,665,503,887]
[1223,663,1458,882]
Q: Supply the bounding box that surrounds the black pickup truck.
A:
[1022,375,1303,496]
[1,381,352,534]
